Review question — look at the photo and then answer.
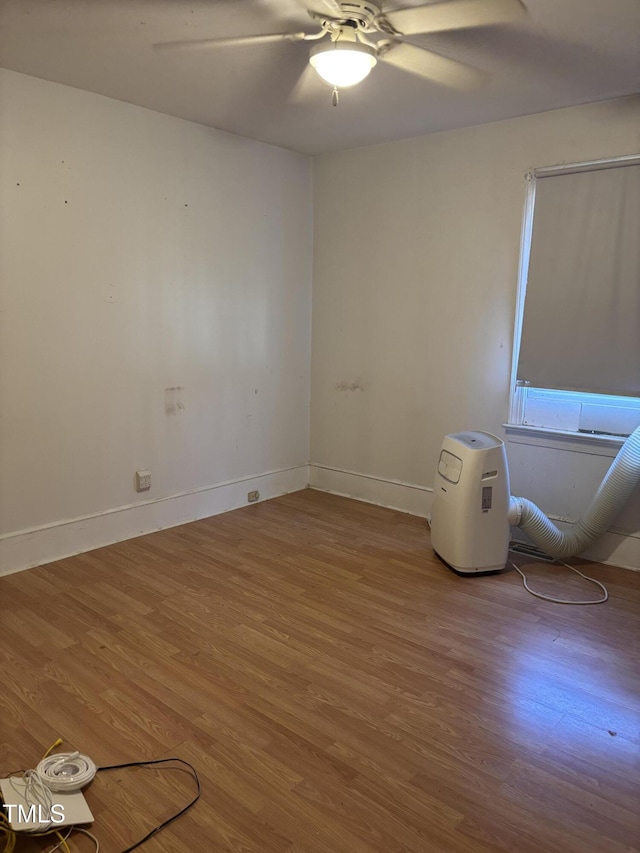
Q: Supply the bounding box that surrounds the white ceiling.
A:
[1,0,638,155]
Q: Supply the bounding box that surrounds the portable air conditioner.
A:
[430,431,510,574]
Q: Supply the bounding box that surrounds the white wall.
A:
[2,71,638,575]
[0,69,312,574]
[310,95,640,569]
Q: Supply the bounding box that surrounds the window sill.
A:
[503,423,625,457]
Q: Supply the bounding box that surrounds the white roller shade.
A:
[517,162,640,398]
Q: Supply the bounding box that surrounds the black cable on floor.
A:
[97,757,200,853]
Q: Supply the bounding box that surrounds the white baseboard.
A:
[4,461,637,577]
[522,515,640,572]
[309,464,433,518]
[511,515,640,572]
[582,536,640,572]
[309,465,639,571]
[0,465,308,577]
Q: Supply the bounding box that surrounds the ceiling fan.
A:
[156,0,526,104]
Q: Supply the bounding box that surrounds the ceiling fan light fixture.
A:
[309,41,377,87]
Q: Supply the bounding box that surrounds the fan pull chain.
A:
[332,86,339,106]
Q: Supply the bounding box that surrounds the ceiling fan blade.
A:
[316,0,344,14]
[153,32,310,52]
[380,42,484,89]
[384,0,526,36]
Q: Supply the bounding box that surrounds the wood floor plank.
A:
[1,488,639,852]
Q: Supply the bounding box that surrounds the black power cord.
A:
[97,758,200,853]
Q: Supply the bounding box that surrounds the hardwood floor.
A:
[1,489,639,853]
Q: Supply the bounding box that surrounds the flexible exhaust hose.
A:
[507,425,640,558]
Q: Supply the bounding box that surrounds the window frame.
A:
[507,153,640,440]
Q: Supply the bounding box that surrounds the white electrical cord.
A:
[74,827,100,851]
[6,752,96,832]
[509,558,608,605]
[8,769,54,830]
[37,752,97,792]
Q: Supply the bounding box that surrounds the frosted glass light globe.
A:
[310,42,377,87]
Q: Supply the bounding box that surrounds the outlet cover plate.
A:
[136,469,152,492]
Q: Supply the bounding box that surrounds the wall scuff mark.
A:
[335,379,366,393]
[165,386,185,415]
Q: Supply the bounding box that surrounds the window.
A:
[508,155,640,438]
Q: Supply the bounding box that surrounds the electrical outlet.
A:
[247,490,260,502]
[135,469,152,492]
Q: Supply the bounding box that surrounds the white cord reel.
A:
[36,752,97,792]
